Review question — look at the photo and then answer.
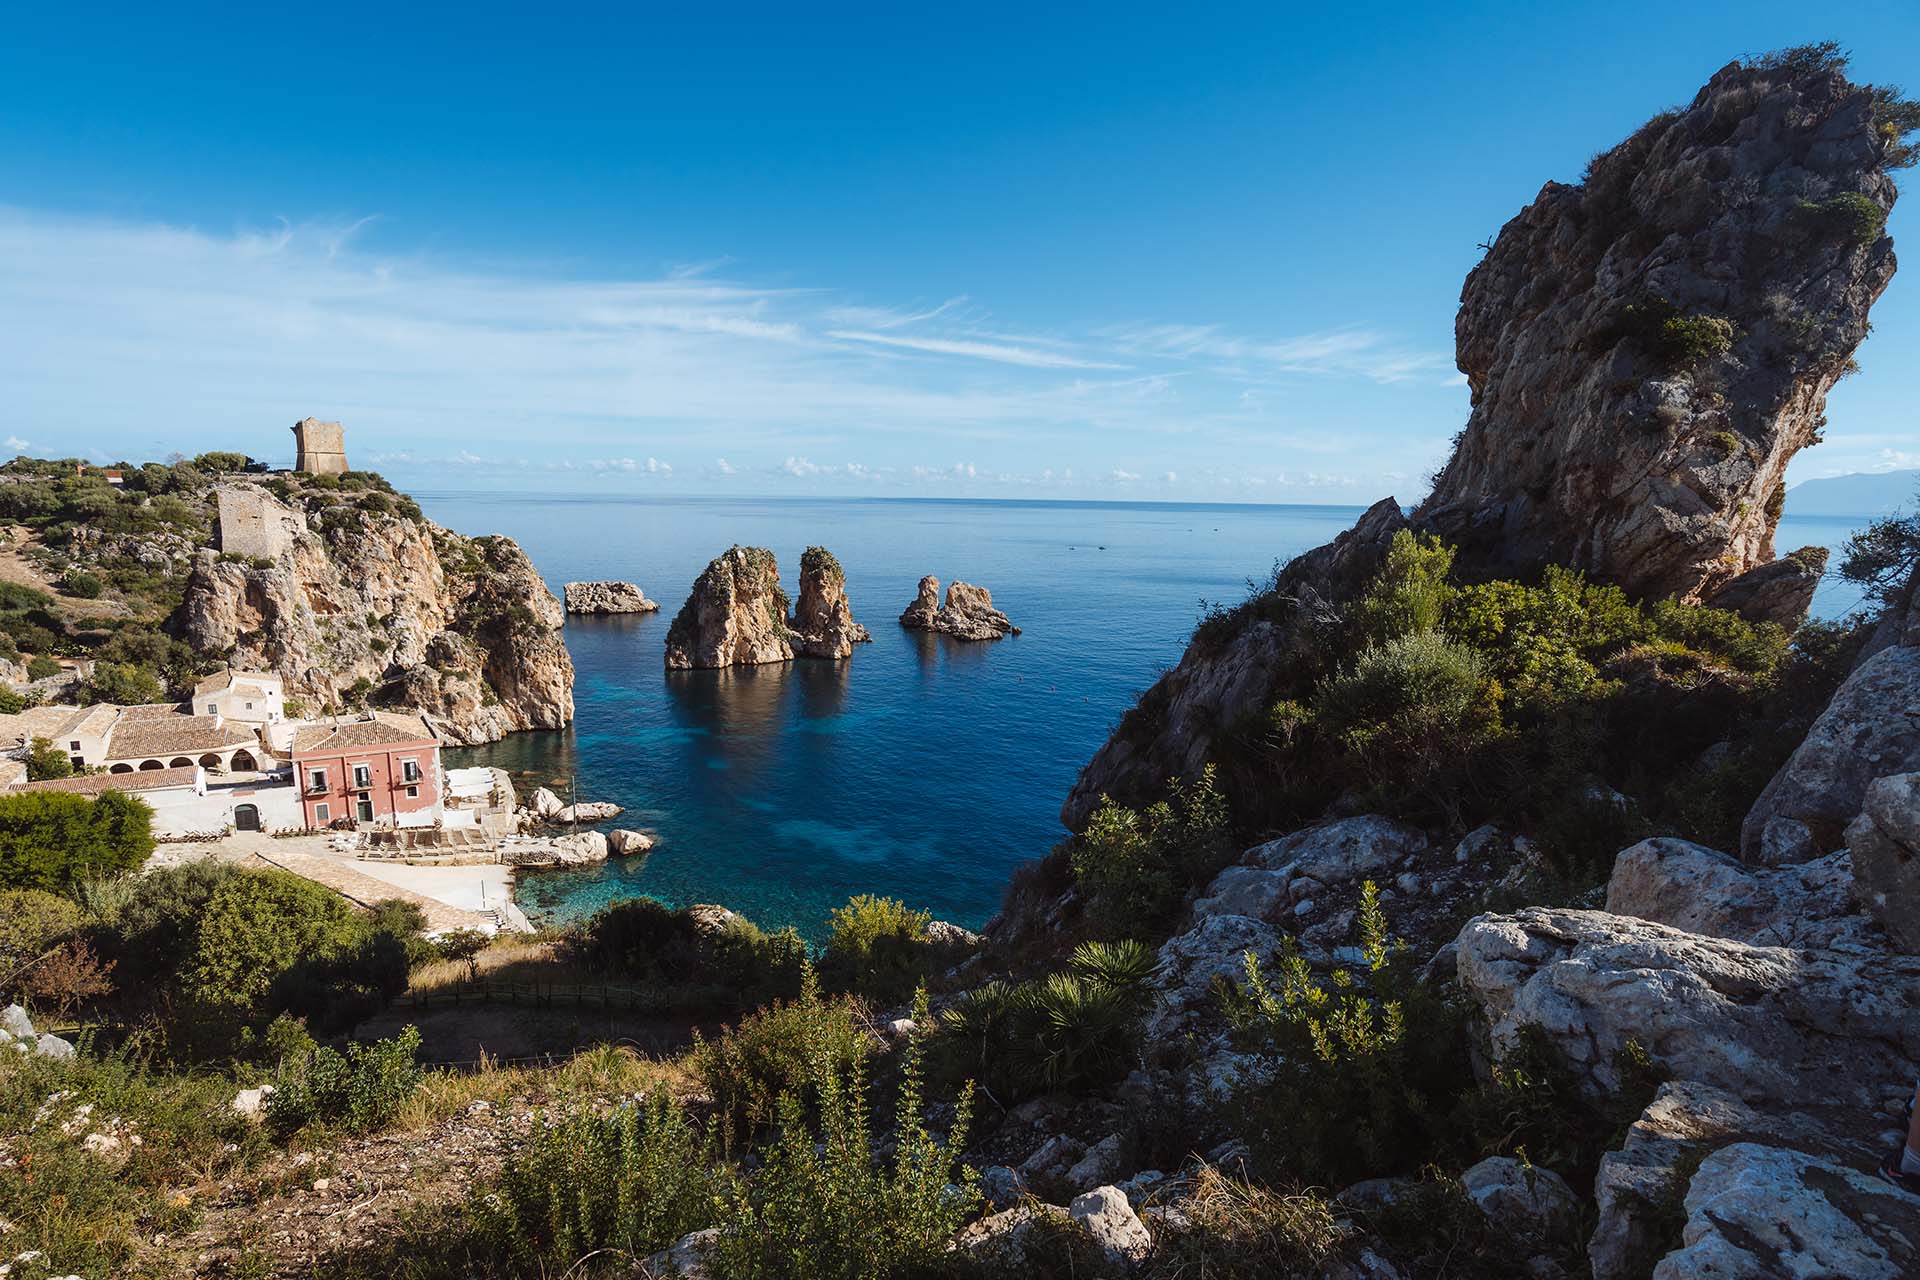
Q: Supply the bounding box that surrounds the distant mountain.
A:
[1786,469,1918,519]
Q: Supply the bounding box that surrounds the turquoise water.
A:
[424,493,1873,939]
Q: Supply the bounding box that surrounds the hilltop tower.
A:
[291,417,349,476]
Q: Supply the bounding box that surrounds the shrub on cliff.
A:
[472,1092,721,1272]
[266,1025,424,1140]
[1071,764,1230,938]
[1839,496,1920,608]
[0,789,152,893]
[1223,882,1469,1187]
[820,893,934,1003]
[692,963,874,1144]
[82,660,165,706]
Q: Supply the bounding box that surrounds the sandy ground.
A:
[345,857,516,916]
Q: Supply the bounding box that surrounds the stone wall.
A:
[213,487,302,561]
[292,417,349,476]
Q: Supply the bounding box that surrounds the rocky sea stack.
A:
[788,546,872,659]
[179,482,574,745]
[1066,50,1907,827]
[664,546,794,670]
[899,575,1019,640]
[562,580,658,614]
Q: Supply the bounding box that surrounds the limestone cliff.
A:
[1424,56,1899,603]
[175,483,574,745]
[788,547,871,660]
[899,576,1019,641]
[663,546,794,670]
[1065,54,1905,828]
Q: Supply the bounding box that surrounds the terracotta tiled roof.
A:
[105,715,257,761]
[290,714,438,756]
[22,765,201,795]
[117,702,190,723]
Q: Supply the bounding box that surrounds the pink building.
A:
[290,713,443,829]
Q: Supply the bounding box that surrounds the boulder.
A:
[1,1004,33,1039]
[1650,1142,1916,1280]
[1068,1186,1152,1268]
[1144,913,1283,1042]
[980,1165,1030,1210]
[551,800,623,824]
[549,832,608,865]
[787,546,871,659]
[1605,838,1875,951]
[1020,1134,1087,1182]
[528,787,565,820]
[230,1085,275,1118]
[664,546,794,670]
[1846,772,1920,952]
[36,1033,75,1061]
[953,1204,1071,1267]
[1742,645,1920,863]
[563,580,658,614]
[898,576,1018,641]
[1064,1134,1126,1192]
[640,1227,718,1279]
[1460,1157,1580,1244]
[1455,907,1920,1108]
[1193,817,1428,926]
[606,829,655,857]
[1701,546,1828,631]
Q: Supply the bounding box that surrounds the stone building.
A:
[214,486,302,560]
[292,417,349,475]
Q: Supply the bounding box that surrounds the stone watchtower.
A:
[292,417,349,476]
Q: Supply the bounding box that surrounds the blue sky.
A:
[1,2,1916,501]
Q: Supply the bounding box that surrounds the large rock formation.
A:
[176,483,573,745]
[1066,54,1904,827]
[899,576,1019,641]
[788,547,871,659]
[562,581,657,614]
[1845,772,1920,952]
[663,547,794,670]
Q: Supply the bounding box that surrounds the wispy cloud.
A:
[827,329,1125,370]
[1107,322,1454,385]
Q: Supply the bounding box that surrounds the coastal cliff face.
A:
[176,485,574,745]
[664,546,795,670]
[788,547,871,660]
[1425,57,1897,603]
[1064,54,1905,829]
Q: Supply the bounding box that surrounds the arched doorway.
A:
[139,759,164,771]
[233,803,260,832]
[109,763,132,774]
[231,749,258,771]
[198,753,221,768]
[168,756,192,768]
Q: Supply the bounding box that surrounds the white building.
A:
[192,670,287,724]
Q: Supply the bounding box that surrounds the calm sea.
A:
[421,492,1872,938]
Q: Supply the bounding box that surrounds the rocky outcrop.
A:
[1422,59,1898,603]
[176,483,573,745]
[1845,772,1920,952]
[1604,837,1876,951]
[1741,642,1920,864]
[1068,54,1905,826]
[664,547,794,670]
[562,581,658,614]
[899,576,1019,641]
[1455,907,1919,1108]
[787,547,871,659]
[1700,546,1829,631]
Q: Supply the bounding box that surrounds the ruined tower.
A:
[291,417,349,476]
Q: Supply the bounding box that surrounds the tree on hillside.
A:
[0,789,154,893]
[83,661,165,706]
[24,736,72,781]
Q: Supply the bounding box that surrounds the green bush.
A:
[692,964,874,1143]
[1840,501,1920,610]
[1071,764,1229,938]
[1793,192,1889,246]
[0,789,153,893]
[934,940,1157,1100]
[1225,882,1470,1186]
[266,1025,424,1139]
[59,568,104,599]
[25,735,74,781]
[25,653,61,681]
[471,1092,719,1271]
[569,897,807,1005]
[82,660,166,706]
[1460,1026,1665,1191]
[1349,530,1456,643]
[820,893,933,1003]
[711,994,980,1280]
[184,869,362,1011]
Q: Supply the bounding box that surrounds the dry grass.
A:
[397,1043,702,1129]
[405,938,571,993]
[1145,1164,1347,1278]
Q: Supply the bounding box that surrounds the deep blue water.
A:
[421,493,1873,939]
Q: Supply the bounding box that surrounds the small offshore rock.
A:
[563,580,659,614]
[606,829,655,857]
[899,575,1018,640]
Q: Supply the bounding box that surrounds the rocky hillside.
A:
[1066,49,1909,828]
[175,478,573,744]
